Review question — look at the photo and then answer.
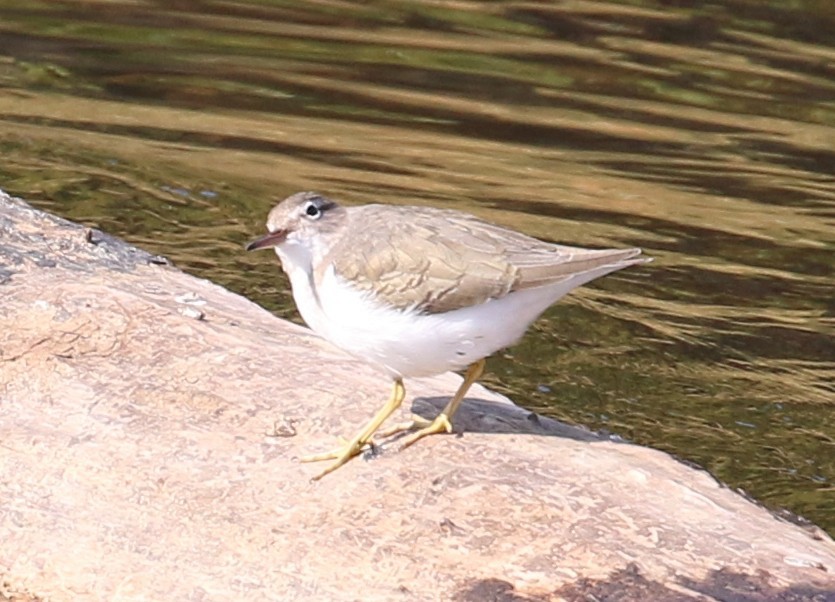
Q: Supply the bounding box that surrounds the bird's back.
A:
[321,204,646,314]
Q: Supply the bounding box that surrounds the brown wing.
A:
[325,204,643,314]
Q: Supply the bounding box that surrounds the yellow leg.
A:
[301,378,406,480]
[375,414,432,439]
[399,359,486,450]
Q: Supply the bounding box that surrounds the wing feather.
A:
[324,205,644,314]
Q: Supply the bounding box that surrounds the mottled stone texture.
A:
[1,190,833,602]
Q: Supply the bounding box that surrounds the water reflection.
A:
[0,0,832,531]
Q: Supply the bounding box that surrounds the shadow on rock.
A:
[410,395,610,443]
[456,564,834,602]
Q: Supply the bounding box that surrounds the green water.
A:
[0,0,832,532]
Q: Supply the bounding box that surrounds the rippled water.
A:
[1,1,832,532]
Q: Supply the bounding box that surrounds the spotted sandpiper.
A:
[246,191,649,479]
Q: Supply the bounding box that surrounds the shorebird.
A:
[247,192,649,479]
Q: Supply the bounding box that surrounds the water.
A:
[0,0,832,532]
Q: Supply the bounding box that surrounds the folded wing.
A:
[326,205,646,314]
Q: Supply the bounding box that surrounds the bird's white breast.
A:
[277,242,583,379]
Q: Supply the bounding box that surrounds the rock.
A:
[0,189,833,601]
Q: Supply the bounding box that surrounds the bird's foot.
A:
[300,435,374,481]
[300,377,407,480]
[375,414,432,439]
[398,414,454,450]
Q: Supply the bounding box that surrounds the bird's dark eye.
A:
[303,201,322,219]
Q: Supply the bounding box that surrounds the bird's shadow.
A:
[405,395,605,443]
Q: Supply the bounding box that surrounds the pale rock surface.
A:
[0,190,833,601]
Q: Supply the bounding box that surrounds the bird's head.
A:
[245,191,347,253]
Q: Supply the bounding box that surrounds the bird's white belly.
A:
[285,264,575,379]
